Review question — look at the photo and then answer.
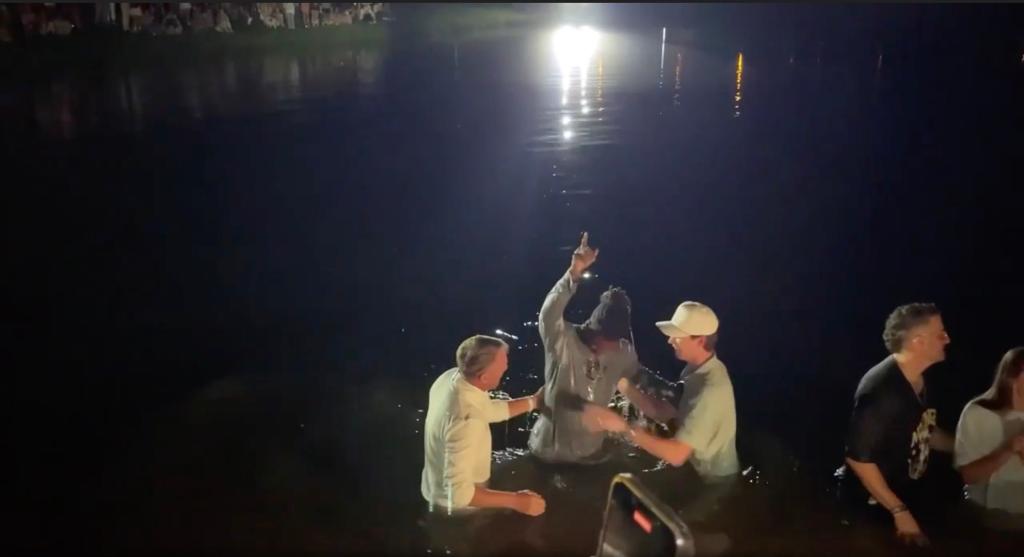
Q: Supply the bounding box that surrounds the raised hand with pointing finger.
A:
[569,231,599,281]
[530,231,644,464]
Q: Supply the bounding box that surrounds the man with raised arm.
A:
[528,232,646,464]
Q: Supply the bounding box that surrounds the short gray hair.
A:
[455,335,508,379]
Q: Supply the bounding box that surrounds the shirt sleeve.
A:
[954,403,1002,469]
[674,385,723,453]
[845,391,896,463]
[479,399,511,424]
[442,417,487,508]
[538,272,578,352]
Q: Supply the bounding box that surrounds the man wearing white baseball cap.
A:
[584,300,740,480]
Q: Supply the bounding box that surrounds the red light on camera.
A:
[632,509,653,534]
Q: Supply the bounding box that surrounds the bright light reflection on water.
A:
[553,25,601,148]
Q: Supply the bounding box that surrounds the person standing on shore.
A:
[282,3,296,30]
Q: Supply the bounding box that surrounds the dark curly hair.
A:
[579,286,632,343]
[882,303,941,354]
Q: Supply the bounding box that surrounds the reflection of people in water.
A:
[528,232,647,465]
[422,335,546,516]
[840,303,955,546]
[955,347,1024,518]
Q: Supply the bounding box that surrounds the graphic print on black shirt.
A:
[845,356,937,495]
[908,408,936,480]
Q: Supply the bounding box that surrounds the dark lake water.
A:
[7,5,1024,555]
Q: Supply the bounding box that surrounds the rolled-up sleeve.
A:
[480,399,511,424]
[442,417,486,508]
[845,393,893,463]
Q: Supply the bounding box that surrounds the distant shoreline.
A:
[0,5,546,75]
[1,25,390,74]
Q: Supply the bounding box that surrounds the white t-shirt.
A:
[954,401,1024,513]
[421,368,510,511]
[282,3,295,15]
[673,355,740,478]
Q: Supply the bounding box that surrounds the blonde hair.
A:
[456,335,508,380]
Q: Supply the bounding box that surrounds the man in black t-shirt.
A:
[841,303,955,546]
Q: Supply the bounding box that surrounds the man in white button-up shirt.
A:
[421,335,546,516]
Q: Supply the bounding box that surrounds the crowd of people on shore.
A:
[0,3,390,42]
[421,232,1023,551]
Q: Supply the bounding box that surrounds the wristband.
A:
[889,504,908,515]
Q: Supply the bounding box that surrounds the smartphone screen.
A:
[595,479,688,557]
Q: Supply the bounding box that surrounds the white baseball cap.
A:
[656,301,719,337]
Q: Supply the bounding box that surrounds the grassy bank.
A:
[1,24,389,74]
[0,5,547,74]
[401,2,544,44]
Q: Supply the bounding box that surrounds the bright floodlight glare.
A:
[582,271,593,279]
[561,115,571,125]
[563,129,573,140]
[554,25,599,70]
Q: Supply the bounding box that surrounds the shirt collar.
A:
[680,354,719,379]
[453,370,490,399]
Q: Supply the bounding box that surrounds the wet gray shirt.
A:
[528,272,641,463]
[673,356,740,477]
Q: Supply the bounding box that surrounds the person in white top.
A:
[421,335,546,516]
[583,301,740,479]
[282,3,295,30]
[954,346,1024,516]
